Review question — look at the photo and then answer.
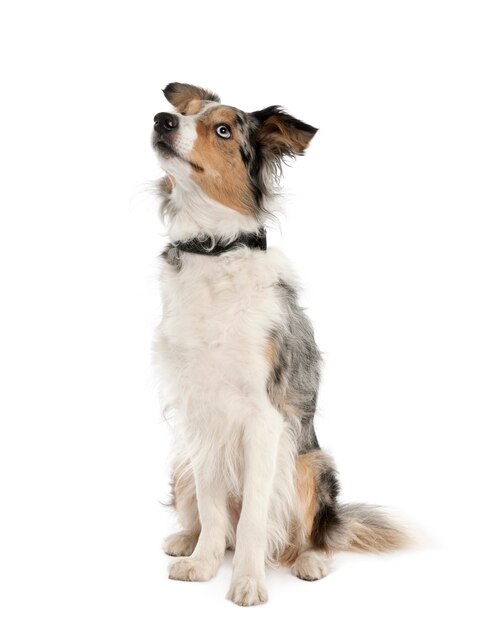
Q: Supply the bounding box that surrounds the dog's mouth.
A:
[153,137,204,172]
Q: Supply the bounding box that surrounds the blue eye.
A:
[215,124,231,139]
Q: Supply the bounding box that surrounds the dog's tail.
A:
[316,502,411,553]
[297,450,413,555]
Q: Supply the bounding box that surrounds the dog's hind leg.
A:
[163,459,200,557]
[291,548,332,581]
[285,449,409,579]
[279,450,336,581]
[163,530,198,557]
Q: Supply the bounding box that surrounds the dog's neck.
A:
[173,228,267,254]
[160,175,263,244]
[161,228,267,268]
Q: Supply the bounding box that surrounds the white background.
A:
[1,1,477,624]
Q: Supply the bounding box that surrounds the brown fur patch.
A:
[264,336,277,368]
[279,523,302,567]
[296,453,319,535]
[160,175,174,195]
[279,451,332,566]
[257,115,315,155]
[163,82,219,115]
[185,99,203,115]
[336,504,411,553]
[189,106,255,215]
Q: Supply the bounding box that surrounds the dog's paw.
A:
[227,575,268,606]
[168,557,218,582]
[163,531,198,557]
[291,550,331,581]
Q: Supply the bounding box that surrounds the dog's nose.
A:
[154,112,179,133]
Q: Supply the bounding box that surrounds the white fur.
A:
[291,549,331,580]
[154,231,303,603]
[162,530,197,557]
[164,103,216,159]
[171,114,197,158]
[160,160,259,242]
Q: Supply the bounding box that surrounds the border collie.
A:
[152,82,409,606]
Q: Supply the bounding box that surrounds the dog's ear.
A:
[163,82,220,114]
[252,106,318,158]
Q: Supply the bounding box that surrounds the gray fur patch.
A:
[161,244,182,270]
[266,280,321,453]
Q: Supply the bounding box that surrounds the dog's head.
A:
[152,82,317,220]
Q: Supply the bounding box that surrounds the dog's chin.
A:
[153,138,178,159]
[153,137,204,173]
[153,141,187,177]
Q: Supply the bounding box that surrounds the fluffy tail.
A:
[297,450,412,554]
[318,502,411,553]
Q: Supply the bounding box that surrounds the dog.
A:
[151,83,409,606]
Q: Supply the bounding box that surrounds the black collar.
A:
[171,228,267,256]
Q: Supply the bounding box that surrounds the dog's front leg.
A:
[227,408,283,606]
[168,472,228,582]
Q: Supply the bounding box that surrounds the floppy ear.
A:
[252,106,318,158]
[163,82,220,114]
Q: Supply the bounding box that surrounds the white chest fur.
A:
[155,247,293,462]
[155,245,301,559]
